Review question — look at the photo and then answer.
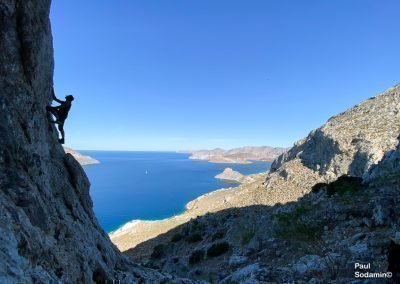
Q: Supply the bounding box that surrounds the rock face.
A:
[188,146,288,164]
[265,85,400,197]
[364,135,400,188]
[215,168,244,182]
[0,1,188,283]
[63,147,99,166]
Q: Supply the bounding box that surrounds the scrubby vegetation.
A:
[240,227,256,246]
[211,230,225,241]
[171,233,183,243]
[151,244,166,259]
[189,249,205,265]
[326,175,364,197]
[274,204,324,241]
[207,242,230,257]
[187,233,203,243]
[311,175,365,197]
[311,182,328,194]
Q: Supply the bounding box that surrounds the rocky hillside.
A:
[0,1,194,283]
[122,85,400,282]
[365,135,400,188]
[63,147,99,166]
[127,172,400,282]
[263,85,400,203]
[188,146,288,163]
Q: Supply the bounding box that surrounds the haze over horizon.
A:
[51,0,400,151]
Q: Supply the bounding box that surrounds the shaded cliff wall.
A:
[265,85,400,196]
[0,1,171,283]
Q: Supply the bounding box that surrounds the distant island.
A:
[215,168,244,183]
[185,146,288,164]
[63,147,100,165]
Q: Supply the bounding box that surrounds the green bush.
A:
[274,204,323,241]
[187,233,203,243]
[182,225,190,236]
[311,176,365,197]
[190,220,205,233]
[189,249,205,265]
[171,233,183,242]
[207,242,230,257]
[326,175,364,197]
[211,230,225,241]
[240,230,255,246]
[151,244,166,259]
[311,182,328,193]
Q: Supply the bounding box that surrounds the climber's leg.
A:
[57,122,65,144]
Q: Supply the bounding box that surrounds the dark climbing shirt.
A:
[57,101,71,121]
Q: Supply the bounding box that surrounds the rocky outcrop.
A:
[264,85,400,198]
[63,147,99,165]
[215,168,244,182]
[188,146,288,164]
[364,135,400,188]
[0,1,193,283]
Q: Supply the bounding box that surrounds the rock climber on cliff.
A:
[46,87,74,144]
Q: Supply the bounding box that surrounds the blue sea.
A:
[80,151,271,233]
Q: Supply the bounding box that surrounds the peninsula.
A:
[187,146,288,164]
[63,147,100,165]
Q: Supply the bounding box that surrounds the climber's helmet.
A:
[65,95,74,102]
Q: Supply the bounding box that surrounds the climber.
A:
[46,87,74,144]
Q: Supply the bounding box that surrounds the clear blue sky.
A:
[50,0,400,151]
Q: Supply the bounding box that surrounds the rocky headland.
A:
[113,84,400,282]
[63,147,99,165]
[188,146,288,164]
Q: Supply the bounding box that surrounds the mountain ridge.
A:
[188,146,288,164]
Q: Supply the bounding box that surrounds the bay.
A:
[80,151,271,233]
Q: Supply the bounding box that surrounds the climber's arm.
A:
[52,87,64,104]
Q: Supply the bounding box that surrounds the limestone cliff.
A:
[0,1,191,283]
[265,85,400,198]
[365,134,400,188]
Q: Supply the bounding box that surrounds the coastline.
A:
[63,147,100,165]
[189,157,252,164]
[109,172,268,252]
[186,146,288,164]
